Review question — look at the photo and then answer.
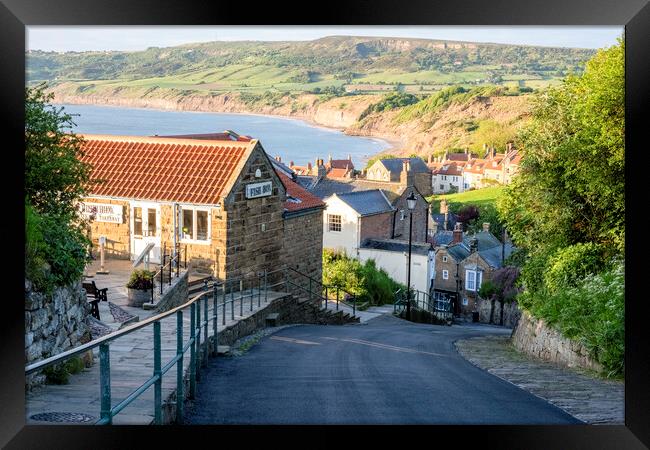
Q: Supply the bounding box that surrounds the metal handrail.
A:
[26,268,276,425]
[285,266,357,317]
[393,288,452,321]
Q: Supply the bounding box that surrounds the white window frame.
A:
[442,270,449,280]
[442,256,448,262]
[465,269,482,291]
[327,214,342,232]
[180,205,211,244]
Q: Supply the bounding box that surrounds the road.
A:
[185,314,582,424]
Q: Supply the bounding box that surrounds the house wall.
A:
[84,198,131,259]
[432,174,464,194]
[223,146,286,281]
[358,248,432,293]
[322,197,359,257]
[366,161,394,182]
[432,247,460,293]
[413,172,433,196]
[458,252,493,317]
[392,189,429,243]
[284,209,324,290]
[359,212,394,248]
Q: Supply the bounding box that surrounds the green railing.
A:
[393,288,453,322]
[25,268,283,425]
[284,266,357,318]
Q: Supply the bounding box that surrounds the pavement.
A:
[184,314,583,425]
[455,334,625,424]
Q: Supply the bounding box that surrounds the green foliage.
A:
[25,84,93,293]
[126,269,155,290]
[497,39,625,377]
[468,120,517,153]
[359,92,419,119]
[322,250,404,306]
[478,280,498,299]
[43,356,85,385]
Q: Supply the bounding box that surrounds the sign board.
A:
[81,202,124,223]
[245,181,273,199]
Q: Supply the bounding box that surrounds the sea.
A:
[57,104,392,168]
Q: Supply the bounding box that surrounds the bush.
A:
[42,356,85,385]
[478,280,498,299]
[543,242,605,294]
[322,250,404,305]
[126,269,155,290]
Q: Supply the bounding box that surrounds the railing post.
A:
[213,283,218,356]
[250,279,254,312]
[153,321,162,425]
[309,277,312,302]
[160,265,164,295]
[264,269,268,303]
[240,279,244,316]
[222,284,226,326]
[176,310,184,424]
[258,275,261,308]
[176,251,180,277]
[285,268,289,293]
[99,343,112,425]
[203,295,209,366]
[231,283,235,320]
[353,295,356,317]
[169,259,172,285]
[336,287,339,311]
[196,298,202,379]
[189,302,196,398]
[184,244,187,269]
[325,286,328,309]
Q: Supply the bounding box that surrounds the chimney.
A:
[444,150,449,162]
[464,147,468,154]
[307,162,312,171]
[431,221,438,235]
[439,199,448,215]
[400,160,413,186]
[452,222,463,244]
[428,154,433,164]
[348,154,352,161]
[482,222,490,233]
[275,155,282,163]
[317,159,327,178]
[289,161,294,168]
[328,154,332,164]
[444,212,448,231]
[507,142,512,152]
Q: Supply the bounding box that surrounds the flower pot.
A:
[127,287,151,307]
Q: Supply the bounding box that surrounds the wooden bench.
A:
[83,281,108,320]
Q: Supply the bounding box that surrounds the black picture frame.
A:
[2,0,648,447]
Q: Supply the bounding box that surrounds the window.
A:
[440,184,444,190]
[462,298,468,306]
[328,214,342,232]
[181,207,210,242]
[442,256,447,262]
[147,208,156,237]
[442,270,449,280]
[465,270,482,291]
[133,207,142,236]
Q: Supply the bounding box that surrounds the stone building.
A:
[365,157,432,196]
[79,133,325,283]
[391,186,429,243]
[431,223,514,318]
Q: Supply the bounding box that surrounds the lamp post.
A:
[406,191,417,320]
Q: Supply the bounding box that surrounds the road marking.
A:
[270,336,321,345]
[322,337,446,357]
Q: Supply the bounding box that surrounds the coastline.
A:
[53,95,405,155]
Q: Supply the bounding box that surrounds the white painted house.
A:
[358,238,435,294]
[322,190,395,258]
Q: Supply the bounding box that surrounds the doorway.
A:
[130,202,161,264]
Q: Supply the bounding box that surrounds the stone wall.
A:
[391,187,429,243]
[283,209,324,294]
[476,297,521,328]
[25,279,93,389]
[224,146,286,280]
[154,271,190,313]
[511,310,603,372]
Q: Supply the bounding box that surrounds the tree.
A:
[25,83,95,292]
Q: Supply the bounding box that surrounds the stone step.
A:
[216,346,231,356]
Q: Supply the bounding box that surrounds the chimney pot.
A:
[452,222,463,244]
[348,154,352,161]
[289,161,294,167]
[307,162,312,170]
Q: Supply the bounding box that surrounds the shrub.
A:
[126,269,155,290]
[478,280,498,299]
[543,242,605,294]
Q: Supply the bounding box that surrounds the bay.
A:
[57,104,392,168]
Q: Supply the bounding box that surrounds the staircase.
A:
[296,296,360,325]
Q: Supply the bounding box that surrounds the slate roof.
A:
[429,230,454,246]
[463,231,502,251]
[310,177,405,200]
[479,243,514,268]
[327,159,355,170]
[81,134,255,205]
[442,231,514,268]
[331,190,394,216]
[361,238,433,256]
[431,212,458,231]
[380,158,430,174]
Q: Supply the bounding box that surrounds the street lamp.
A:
[406,191,417,320]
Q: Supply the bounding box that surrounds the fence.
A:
[393,288,453,322]
[150,244,187,304]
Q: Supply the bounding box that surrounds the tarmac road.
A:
[185,314,582,425]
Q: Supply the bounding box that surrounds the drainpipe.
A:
[172,203,178,264]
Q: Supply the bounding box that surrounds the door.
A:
[130,202,161,264]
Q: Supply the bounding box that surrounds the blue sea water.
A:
[58,104,391,167]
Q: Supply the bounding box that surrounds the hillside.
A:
[28,35,595,157]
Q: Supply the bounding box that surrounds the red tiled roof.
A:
[276,172,325,213]
[81,134,255,205]
[328,167,351,179]
[433,163,463,176]
[160,132,252,142]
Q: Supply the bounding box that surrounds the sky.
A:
[26,26,623,52]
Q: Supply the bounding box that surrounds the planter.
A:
[127,287,151,307]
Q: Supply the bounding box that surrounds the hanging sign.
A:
[245,181,273,199]
[81,202,124,223]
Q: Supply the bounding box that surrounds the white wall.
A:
[322,196,360,257]
[358,248,433,294]
[432,173,465,194]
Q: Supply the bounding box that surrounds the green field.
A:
[427,186,505,214]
